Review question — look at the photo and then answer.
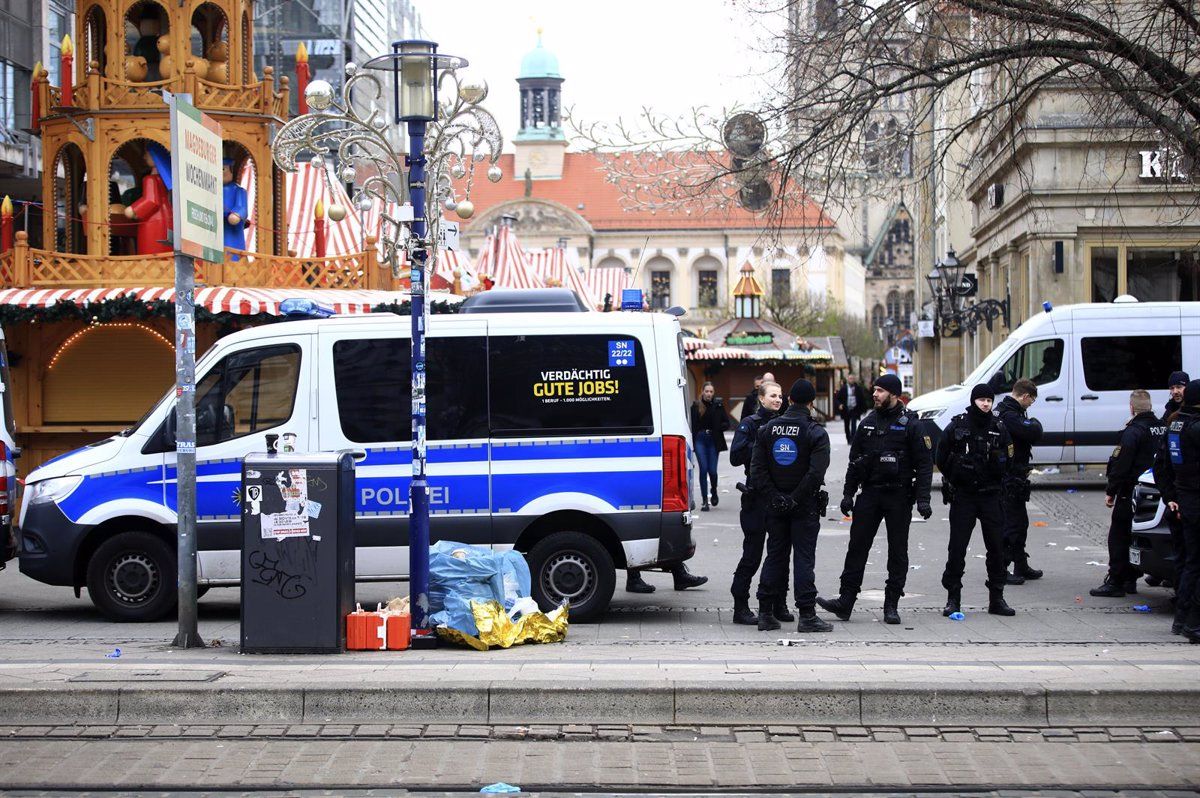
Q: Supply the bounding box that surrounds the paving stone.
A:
[354,725,390,737]
[387,726,423,737]
[215,725,254,738]
[733,731,768,742]
[423,724,458,737]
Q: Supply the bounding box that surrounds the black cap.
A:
[874,374,902,396]
[1185,379,1200,407]
[971,383,995,403]
[1169,371,1190,388]
[789,378,816,405]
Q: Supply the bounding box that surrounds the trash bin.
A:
[240,451,356,653]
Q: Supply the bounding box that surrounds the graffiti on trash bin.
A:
[247,549,309,599]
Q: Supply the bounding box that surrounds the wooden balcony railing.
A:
[0,233,390,291]
[36,63,289,119]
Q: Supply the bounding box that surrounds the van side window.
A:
[333,337,487,442]
[1081,335,1182,392]
[993,338,1064,393]
[195,345,302,447]
[489,334,653,437]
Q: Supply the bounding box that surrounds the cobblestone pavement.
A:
[4,792,1199,798]
[0,735,1197,791]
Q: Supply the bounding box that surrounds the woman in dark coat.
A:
[691,381,732,511]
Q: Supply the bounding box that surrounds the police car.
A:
[1130,469,1176,586]
[17,290,696,622]
[0,328,16,570]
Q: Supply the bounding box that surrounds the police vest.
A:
[861,411,913,486]
[948,414,1006,488]
[1167,413,1200,482]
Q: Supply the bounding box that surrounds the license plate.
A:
[1129,547,1141,566]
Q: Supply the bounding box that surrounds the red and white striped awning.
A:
[286,162,364,258]
[476,226,542,290]
[686,346,752,360]
[681,337,714,351]
[0,287,463,316]
[584,265,632,309]
[529,247,597,308]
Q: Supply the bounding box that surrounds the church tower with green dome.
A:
[514,30,568,180]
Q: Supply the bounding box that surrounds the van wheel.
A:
[528,531,615,624]
[86,532,177,622]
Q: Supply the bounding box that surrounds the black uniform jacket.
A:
[844,401,933,503]
[1155,406,1200,505]
[730,405,777,477]
[935,408,1014,493]
[749,405,830,503]
[996,395,1043,475]
[1105,411,1165,498]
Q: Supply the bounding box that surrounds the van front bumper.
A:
[18,502,88,586]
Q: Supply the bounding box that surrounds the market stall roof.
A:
[700,315,848,368]
[0,287,464,316]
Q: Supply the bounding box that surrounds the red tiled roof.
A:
[460,153,833,232]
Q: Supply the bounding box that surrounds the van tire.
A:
[528,531,615,623]
[86,532,177,622]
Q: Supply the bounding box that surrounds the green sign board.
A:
[725,332,774,346]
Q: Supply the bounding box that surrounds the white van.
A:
[908,299,1199,464]
[17,297,696,622]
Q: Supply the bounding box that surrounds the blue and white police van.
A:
[17,291,696,622]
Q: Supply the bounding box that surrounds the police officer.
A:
[997,379,1044,585]
[1164,371,1190,421]
[728,380,785,625]
[936,383,1016,617]
[1155,379,1200,641]
[1162,371,1190,613]
[816,373,932,626]
[1091,390,1166,598]
[749,378,833,632]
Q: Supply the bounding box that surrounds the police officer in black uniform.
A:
[997,379,1044,585]
[1090,390,1166,598]
[816,373,932,626]
[1162,371,1190,614]
[936,383,1016,617]
[749,378,833,633]
[728,379,785,626]
[1156,379,1200,641]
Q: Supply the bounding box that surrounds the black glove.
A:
[917,501,932,520]
[769,493,798,516]
[840,496,854,517]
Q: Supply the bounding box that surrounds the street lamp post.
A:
[925,248,1010,337]
[273,41,503,643]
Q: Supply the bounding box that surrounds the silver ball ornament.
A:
[339,165,356,183]
[327,204,347,222]
[304,80,335,111]
[454,199,475,219]
[357,197,373,212]
[444,197,458,212]
[344,62,357,77]
[310,154,325,169]
[487,165,503,183]
[458,79,488,104]
[451,163,467,180]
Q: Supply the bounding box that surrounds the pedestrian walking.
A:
[1090,390,1166,598]
[691,382,732,511]
[997,379,1044,585]
[1154,379,1200,641]
[834,373,868,441]
[817,373,932,625]
[1163,370,1190,609]
[741,374,764,421]
[749,379,833,633]
[728,380,785,626]
[936,383,1017,617]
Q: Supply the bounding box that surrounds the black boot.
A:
[773,598,795,623]
[732,598,758,626]
[672,563,708,590]
[1123,578,1139,594]
[757,599,781,631]
[942,587,961,617]
[710,483,719,507]
[626,571,655,594]
[883,592,901,625]
[988,587,1016,616]
[1089,576,1126,598]
[1182,606,1200,644]
[816,594,854,621]
[796,607,833,633]
[1172,603,1187,635]
[1005,568,1026,586]
[1016,561,1043,580]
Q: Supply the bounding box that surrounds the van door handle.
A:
[1044,396,1064,402]
[1081,394,1099,401]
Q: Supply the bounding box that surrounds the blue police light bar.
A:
[280,298,335,318]
[1042,300,1053,313]
[620,288,644,311]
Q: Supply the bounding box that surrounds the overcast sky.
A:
[415,0,781,151]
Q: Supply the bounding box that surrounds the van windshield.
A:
[962,336,1019,387]
[0,338,14,436]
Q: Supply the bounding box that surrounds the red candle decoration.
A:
[30,61,42,132]
[313,198,326,258]
[1,196,13,253]
[295,42,310,115]
[60,35,74,107]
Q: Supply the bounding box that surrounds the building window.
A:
[651,270,671,309]
[772,268,790,304]
[885,290,902,321]
[1091,247,1118,302]
[1127,249,1200,302]
[871,304,885,331]
[903,290,914,322]
[697,270,718,308]
[47,4,74,86]
[0,61,17,133]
